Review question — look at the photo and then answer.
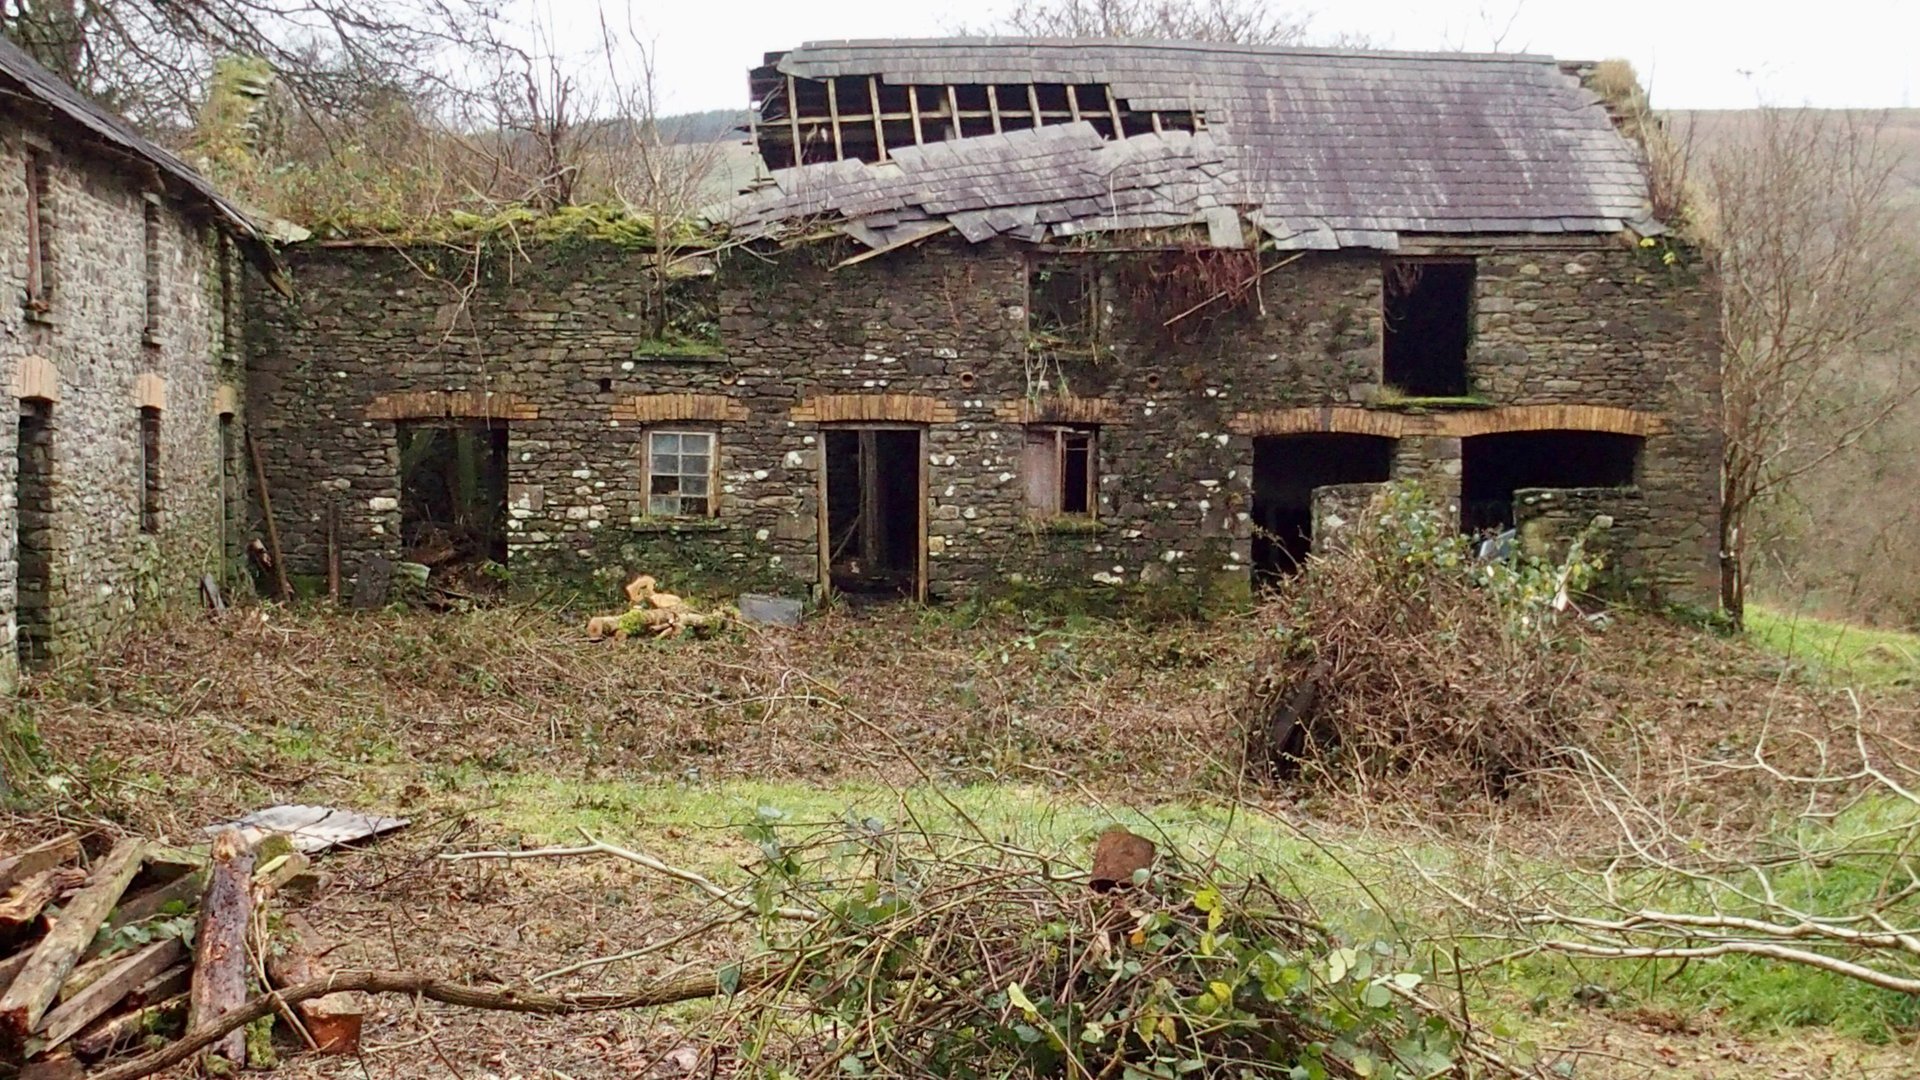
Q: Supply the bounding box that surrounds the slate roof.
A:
[716,38,1658,252]
[0,33,280,277]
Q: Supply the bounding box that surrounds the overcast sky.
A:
[532,0,1917,115]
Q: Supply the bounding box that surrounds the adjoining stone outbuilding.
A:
[0,36,275,687]
[247,39,1722,607]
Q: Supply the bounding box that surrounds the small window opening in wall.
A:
[397,421,509,565]
[142,197,162,341]
[16,401,54,668]
[646,430,714,517]
[1382,259,1474,396]
[1460,429,1641,534]
[139,406,162,532]
[1024,425,1098,516]
[1028,258,1100,357]
[24,149,51,311]
[598,377,613,393]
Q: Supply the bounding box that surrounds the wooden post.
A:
[908,85,925,144]
[784,75,804,167]
[188,831,254,1068]
[868,76,887,161]
[825,76,845,160]
[244,425,292,602]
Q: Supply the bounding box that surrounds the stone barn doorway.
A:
[14,400,54,667]
[395,420,509,566]
[821,426,926,601]
[1251,433,1394,585]
[1460,429,1641,534]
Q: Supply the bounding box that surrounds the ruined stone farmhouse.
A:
[248,39,1720,607]
[0,35,1722,674]
[0,35,275,688]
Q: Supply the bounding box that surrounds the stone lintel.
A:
[793,393,956,425]
[613,393,748,424]
[366,390,538,422]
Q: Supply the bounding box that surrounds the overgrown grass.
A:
[1747,604,1920,687]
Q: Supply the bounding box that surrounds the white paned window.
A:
[647,430,713,517]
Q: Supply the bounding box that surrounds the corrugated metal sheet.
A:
[714,38,1654,250]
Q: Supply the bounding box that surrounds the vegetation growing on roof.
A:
[303,203,729,252]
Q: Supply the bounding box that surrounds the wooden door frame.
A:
[816,423,928,603]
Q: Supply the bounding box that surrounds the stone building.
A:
[0,37,274,687]
[247,39,1721,607]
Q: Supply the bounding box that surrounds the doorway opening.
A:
[1383,259,1474,396]
[1460,429,1641,533]
[1251,434,1394,585]
[822,427,924,600]
[396,421,509,566]
[15,401,54,668]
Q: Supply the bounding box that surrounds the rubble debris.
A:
[207,805,410,855]
[0,835,79,892]
[0,840,147,1044]
[588,575,734,641]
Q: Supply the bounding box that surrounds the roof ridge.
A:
[791,36,1558,65]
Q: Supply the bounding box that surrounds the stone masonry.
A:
[0,116,243,690]
[246,232,1721,607]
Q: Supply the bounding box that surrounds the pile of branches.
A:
[1244,486,1598,800]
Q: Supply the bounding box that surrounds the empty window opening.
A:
[748,67,1206,168]
[396,421,509,567]
[1024,425,1097,516]
[1382,260,1474,397]
[142,197,161,340]
[1460,430,1641,534]
[15,401,54,668]
[24,149,50,311]
[1029,258,1101,357]
[1251,434,1394,586]
[646,430,714,517]
[824,428,923,600]
[138,406,162,533]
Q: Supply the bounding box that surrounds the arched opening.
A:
[1460,429,1642,534]
[1252,434,1395,585]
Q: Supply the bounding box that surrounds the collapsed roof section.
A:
[716,38,1660,254]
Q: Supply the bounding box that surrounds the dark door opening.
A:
[823,427,924,600]
[1383,259,1473,396]
[396,421,509,565]
[15,401,53,668]
[1252,434,1394,585]
[1460,429,1641,534]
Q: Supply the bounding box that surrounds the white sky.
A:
[527,0,1919,115]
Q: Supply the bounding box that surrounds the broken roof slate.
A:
[714,36,1654,251]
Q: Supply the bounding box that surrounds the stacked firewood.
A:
[0,831,362,1077]
[586,574,732,641]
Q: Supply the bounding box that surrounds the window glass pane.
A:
[681,454,709,477]
[653,453,679,476]
[681,475,708,496]
[651,432,680,454]
[649,495,678,516]
[682,496,709,516]
[682,432,713,455]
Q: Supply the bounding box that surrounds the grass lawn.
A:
[1746,604,1920,687]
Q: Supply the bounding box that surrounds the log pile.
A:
[586,574,733,641]
[0,831,362,1076]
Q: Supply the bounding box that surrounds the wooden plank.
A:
[908,85,924,144]
[0,835,78,893]
[32,938,183,1052]
[825,76,844,160]
[1067,84,1084,123]
[946,85,962,139]
[71,990,185,1060]
[0,868,86,934]
[1027,84,1043,126]
[188,830,254,1067]
[986,85,1004,134]
[0,839,146,1043]
[785,75,804,167]
[868,76,887,161]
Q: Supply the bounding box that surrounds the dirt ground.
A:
[9,603,1919,1078]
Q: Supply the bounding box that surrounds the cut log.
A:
[0,840,145,1044]
[188,830,254,1067]
[0,835,80,892]
[72,991,186,1060]
[0,946,35,995]
[0,868,88,934]
[264,915,363,1054]
[31,938,184,1053]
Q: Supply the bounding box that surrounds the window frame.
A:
[1026,256,1103,358]
[138,405,162,533]
[1023,424,1098,519]
[642,428,718,519]
[23,147,51,313]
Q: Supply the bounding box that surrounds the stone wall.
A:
[0,116,240,689]
[245,233,1721,608]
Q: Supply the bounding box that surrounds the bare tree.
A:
[1,0,494,133]
[962,0,1315,45]
[1700,108,1920,626]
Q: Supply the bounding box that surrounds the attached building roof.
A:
[716,37,1659,252]
[0,33,282,283]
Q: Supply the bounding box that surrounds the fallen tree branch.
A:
[443,833,822,922]
[88,961,782,1080]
